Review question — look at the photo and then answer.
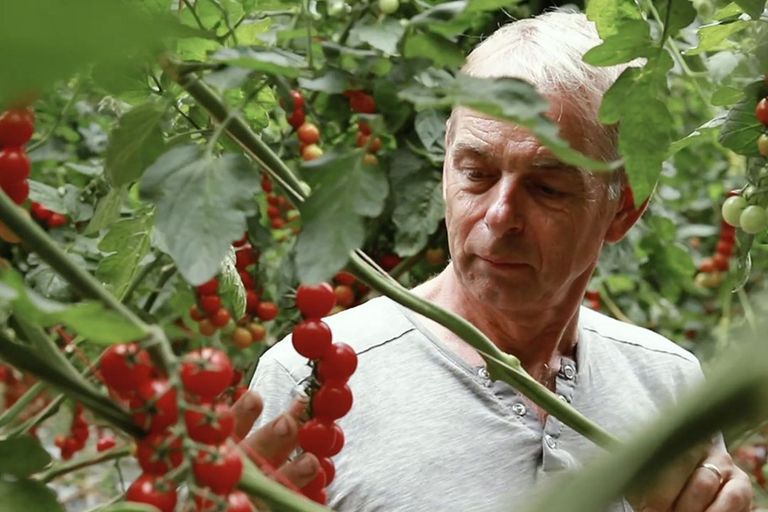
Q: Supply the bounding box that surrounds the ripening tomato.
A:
[302,143,324,161]
[758,133,768,156]
[247,322,266,342]
[756,98,768,126]
[126,474,177,512]
[334,285,355,308]
[297,122,321,145]
[232,327,254,348]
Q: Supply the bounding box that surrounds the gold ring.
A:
[698,463,724,486]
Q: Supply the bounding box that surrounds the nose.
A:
[482,176,525,236]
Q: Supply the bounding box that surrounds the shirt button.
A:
[558,394,569,403]
[560,364,576,380]
[511,403,527,416]
[478,368,490,379]
[544,434,557,449]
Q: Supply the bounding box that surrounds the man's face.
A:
[443,101,619,313]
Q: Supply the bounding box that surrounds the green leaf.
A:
[96,214,153,300]
[414,110,447,156]
[0,436,52,477]
[85,186,128,235]
[587,0,644,37]
[669,114,726,153]
[0,269,145,344]
[655,0,697,38]
[296,151,389,283]
[299,70,351,94]
[719,82,764,156]
[734,0,765,18]
[105,101,167,187]
[140,145,260,285]
[0,0,183,107]
[0,479,64,512]
[399,73,612,171]
[403,32,465,68]
[219,248,247,320]
[349,18,406,55]
[685,20,749,55]
[582,20,653,66]
[212,47,307,77]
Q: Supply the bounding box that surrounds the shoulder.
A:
[257,296,417,382]
[579,306,698,366]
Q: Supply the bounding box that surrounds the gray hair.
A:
[456,10,633,201]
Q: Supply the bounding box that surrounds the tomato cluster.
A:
[345,90,381,166]
[0,364,49,433]
[54,403,90,460]
[0,108,33,206]
[696,202,737,289]
[262,175,301,234]
[290,282,358,504]
[30,201,68,229]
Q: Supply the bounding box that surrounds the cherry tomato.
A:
[185,402,235,445]
[287,109,306,129]
[379,253,401,271]
[357,121,372,136]
[297,122,321,145]
[232,326,254,348]
[334,271,356,286]
[298,419,338,457]
[200,295,222,315]
[136,433,183,474]
[197,278,219,296]
[239,271,254,290]
[716,239,734,257]
[301,471,327,504]
[46,212,67,228]
[312,383,353,420]
[302,143,324,161]
[348,92,376,114]
[189,304,206,321]
[247,322,267,342]
[181,348,234,400]
[0,148,31,182]
[292,319,332,359]
[131,379,179,434]
[198,319,217,336]
[319,457,336,485]
[96,435,116,452]
[740,205,768,234]
[126,474,178,512]
[287,90,305,111]
[196,490,255,512]
[327,423,345,456]
[355,133,381,153]
[3,178,29,205]
[31,202,52,222]
[721,195,747,227]
[256,301,279,321]
[334,285,355,308]
[317,342,358,383]
[759,134,768,156]
[210,307,232,328]
[99,343,154,397]
[246,290,260,314]
[712,252,729,271]
[296,283,336,318]
[270,217,285,229]
[698,257,716,274]
[0,109,34,147]
[363,153,379,166]
[378,0,400,14]
[261,174,273,193]
[236,247,257,269]
[756,98,768,126]
[193,446,243,495]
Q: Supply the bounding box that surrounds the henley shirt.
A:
[249,296,704,512]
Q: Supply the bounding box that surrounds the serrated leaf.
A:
[96,214,153,300]
[219,248,247,320]
[719,82,764,156]
[414,109,447,155]
[669,114,726,153]
[140,145,260,285]
[296,151,389,283]
[685,20,749,55]
[655,0,697,38]
[349,18,406,55]
[299,70,350,94]
[399,74,612,171]
[85,186,128,235]
[392,173,445,256]
[587,0,643,37]
[212,47,306,77]
[0,479,64,512]
[0,436,52,477]
[734,0,765,18]
[583,20,653,66]
[1,268,145,344]
[105,101,166,187]
[403,32,464,68]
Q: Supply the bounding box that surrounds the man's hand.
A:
[231,390,321,489]
[631,440,752,512]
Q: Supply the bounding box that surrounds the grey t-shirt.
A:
[249,297,704,512]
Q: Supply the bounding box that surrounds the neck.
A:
[412,264,583,378]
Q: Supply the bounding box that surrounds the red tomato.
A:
[317,342,358,383]
[99,343,154,397]
[3,178,29,205]
[292,319,332,359]
[195,490,255,512]
[200,295,222,315]
[197,278,219,296]
[348,92,376,114]
[0,109,34,147]
[136,433,183,474]
[327,423,344,456]
[30,202,52,221]
[357,120,372,135]
[334,270,356,286]
[312,383,353,420]
[298,419,338,457]
[319,457,336,485]
[192,446,243,494]
[334,285,355,308]
[0,148,31,182]
[757,97,768,126]
[96,435,116,452]
[297,122,321,145]
[716,239,734,257]
[246,290,260,314]
[210,308,232,328]
[180,348,234,400]
[296,283,336,318]
[126,474,178,512]
[256,301,279,321]
[131,379,179,434]
[698,257,716,274]
[287,109,306,129]
[47,213,69,229]
[185,402,235,445]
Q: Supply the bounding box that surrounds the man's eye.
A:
[463,169,492,180]
[535,183,563,196]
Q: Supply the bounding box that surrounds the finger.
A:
[240,397,308,467]
[641,444,709,511]
[232,390,264,440]
[670,465,721,511]
[703,469,753,512]
[277,452,321,489]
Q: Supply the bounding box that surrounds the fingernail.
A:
[273,415,290,436]
[297,454,317,476]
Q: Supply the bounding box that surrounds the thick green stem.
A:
[348,252,619,449]
[8,393,65,437]
[238,458,331,512]
[39,446,131,483]
[0,381,46,429]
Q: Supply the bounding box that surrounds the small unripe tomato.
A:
[722,196,747,227]
[297,123,321,145]
[759,133,768,156]
[378,0,400,15]
[740,205,768,234]
[302,144,324,161]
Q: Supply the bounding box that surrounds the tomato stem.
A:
[0,380,46,430]
[39,446,132,483]
[238,456,332,512]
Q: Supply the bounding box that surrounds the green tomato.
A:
[722,196,747,227]
[739,205,768,234]
[378,0,399,14]
[759,133,768,157]
[327,0,347,16]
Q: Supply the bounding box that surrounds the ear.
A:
[604,185,650,243]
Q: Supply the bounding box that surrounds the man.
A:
[234,10,753,511]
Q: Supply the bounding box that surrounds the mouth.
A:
[477,256,529,269]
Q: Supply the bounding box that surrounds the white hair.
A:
[456,10,635,200]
